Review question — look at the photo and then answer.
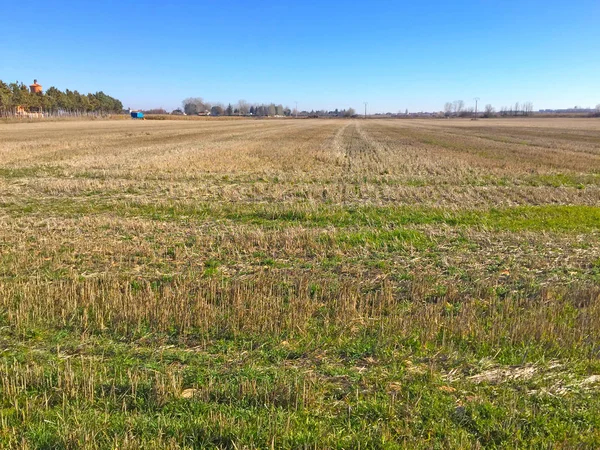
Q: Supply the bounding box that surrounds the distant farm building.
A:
[15,80,45,117]
[130,111,145,119]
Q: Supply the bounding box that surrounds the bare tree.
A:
[343,107,356,117]
[483,104,495,118]
[236,100,249,116]
[453,100,465,115]
[444,102,453,116]
[522,102,534,116]
[596,104,600,112]
[514,102,520,116]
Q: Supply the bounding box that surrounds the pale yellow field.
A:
[1,115,598,289]
[1,118,599,208]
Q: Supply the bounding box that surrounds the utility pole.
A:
[364,102,368,119]
[294,101,298,118]
[474,97,480,119]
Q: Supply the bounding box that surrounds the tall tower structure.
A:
[29,79,43,94]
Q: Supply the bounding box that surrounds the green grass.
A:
[526,172,600,188]
[3,197,599,233]
[0,165,64,179]
[3,306,600,449]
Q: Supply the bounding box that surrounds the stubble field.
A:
[1,117,599,448]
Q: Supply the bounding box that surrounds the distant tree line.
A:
[181,98,292,117]
[0,80,123,117]
[181,98,357,118]
[142,108,169,115]
[303,108,356,118]
[498,102,534,117]
[443,100,534,118]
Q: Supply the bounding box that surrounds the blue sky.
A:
[2,1,598,112]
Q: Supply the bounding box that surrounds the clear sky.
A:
[2,1,598,113]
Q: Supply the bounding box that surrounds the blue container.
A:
[131,112,144,119]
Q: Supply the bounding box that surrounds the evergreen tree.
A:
[0,79,123,115]
[0,81,12,114]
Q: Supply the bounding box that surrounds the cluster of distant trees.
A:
[443,100,534,118]
[443,100,484,117]
[498,102,534,116]
[300,108,356,118]
[0,80,123,117]
[142,108,169,115]
[180,98,356,117]
[181,98,292,117]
